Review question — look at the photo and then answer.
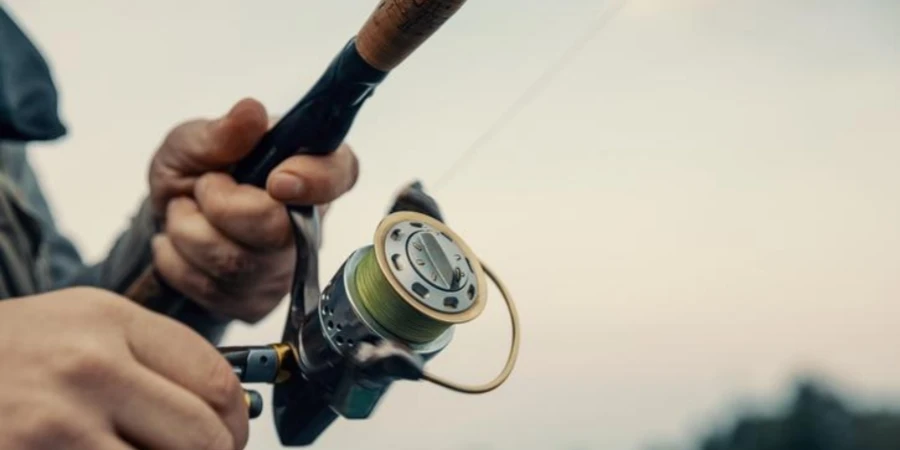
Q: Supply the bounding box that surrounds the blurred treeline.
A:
[694,380,900,450]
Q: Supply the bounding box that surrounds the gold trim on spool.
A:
[372,211,488,326]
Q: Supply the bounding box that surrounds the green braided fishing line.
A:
[354,248,450,343]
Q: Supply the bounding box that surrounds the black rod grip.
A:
[124,39,388,333]
[229,38,388,187]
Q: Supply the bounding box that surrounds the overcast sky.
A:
[5,0,900,448]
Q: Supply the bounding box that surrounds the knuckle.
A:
[194,275,224,301]
[71,287,131,320]
[211,248,254,279]
[206,356,243,412]
[164,197,192,226]
[197,187,229,223]
[54,341,119,386]
[13,409,88,448]
[257,206,291,249]
[206,202,231,226]
[47,418,88,448]
[304,173,339,204]
[163,212,182,238]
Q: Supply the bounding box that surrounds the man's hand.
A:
[0,288,249,450]
[148,98,358,323]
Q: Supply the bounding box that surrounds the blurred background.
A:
[4,0,900,448]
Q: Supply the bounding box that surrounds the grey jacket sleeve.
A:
[0,144,230,343]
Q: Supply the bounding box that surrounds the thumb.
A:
[149,98,269,217]
[203,98,270,167]
[158,98,270,174]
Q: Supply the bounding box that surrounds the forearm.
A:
[63,197,231,343]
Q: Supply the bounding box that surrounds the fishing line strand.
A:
[430,0,629,192]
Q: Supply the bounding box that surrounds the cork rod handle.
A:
[356,0,468,72]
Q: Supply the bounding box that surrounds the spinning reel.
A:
[221,182,519,445]
[125,0,521,445]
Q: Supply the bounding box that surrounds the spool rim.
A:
[373,211,487,324]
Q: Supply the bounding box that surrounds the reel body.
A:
[223,183,519,446]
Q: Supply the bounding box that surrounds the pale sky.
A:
[5,0,900,449]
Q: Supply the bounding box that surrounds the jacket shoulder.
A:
[0,6,67,142]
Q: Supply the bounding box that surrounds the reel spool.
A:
[326,211,484,350]
[313,211,519,394]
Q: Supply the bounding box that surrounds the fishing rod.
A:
[123,0,520,446]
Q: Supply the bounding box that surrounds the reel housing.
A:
[226,184,519,447]
[280,212,491,442]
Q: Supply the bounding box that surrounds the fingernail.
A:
[270,173,305,199]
